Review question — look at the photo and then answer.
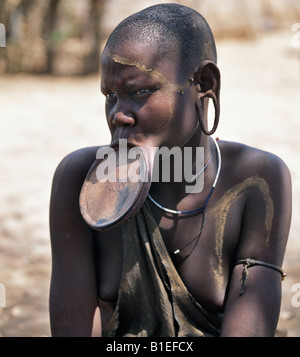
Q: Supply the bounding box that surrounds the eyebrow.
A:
[101,74,158,94]
[106,52,192,94]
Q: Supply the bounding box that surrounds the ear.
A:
[194,61,221,136]
[194,60,221,101]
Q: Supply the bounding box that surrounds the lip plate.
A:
[79,145,151,231]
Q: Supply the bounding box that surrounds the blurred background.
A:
[0,0,299,336]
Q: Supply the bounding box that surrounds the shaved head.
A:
[103,3,217,82]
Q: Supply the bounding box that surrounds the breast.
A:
[95,229,123,302]
[166,236,230,314]
[159,213,237,314]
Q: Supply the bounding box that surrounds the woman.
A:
[49,4,292,337]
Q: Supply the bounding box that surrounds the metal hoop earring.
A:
[198,90,220,136]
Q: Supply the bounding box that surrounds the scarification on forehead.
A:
[110,54,192,94]
[112,54,168,84]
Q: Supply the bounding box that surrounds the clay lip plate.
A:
[79,145,151,231]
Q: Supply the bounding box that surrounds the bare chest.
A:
[153,205,243,311]
[96,196,244,319]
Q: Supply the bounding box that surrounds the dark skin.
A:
[49,40,292,337]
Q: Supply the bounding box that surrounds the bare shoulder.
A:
[50,147,100,239]
[219,140,291,187]
[218,140,291,264]
[52,146,100,186]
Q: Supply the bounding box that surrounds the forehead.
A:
[101,41,180,85]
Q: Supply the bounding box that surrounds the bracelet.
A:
[235,258,286,296]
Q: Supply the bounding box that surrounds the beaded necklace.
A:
[147,138,222,255]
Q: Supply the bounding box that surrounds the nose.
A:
[112,101,135,127]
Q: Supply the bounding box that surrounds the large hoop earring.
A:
[198,90,220,136]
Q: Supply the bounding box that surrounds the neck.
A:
[149,125,216,197]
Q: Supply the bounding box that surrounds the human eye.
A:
[105,92,117,100]
[135,89,150,95]
[133,88,156,97]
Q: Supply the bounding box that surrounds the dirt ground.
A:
[0,29,300,337]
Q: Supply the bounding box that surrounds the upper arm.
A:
[49,147,101,336]
[236,153,291,264]
[221,152,292,336]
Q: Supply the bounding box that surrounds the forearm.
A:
[50,280,100,337]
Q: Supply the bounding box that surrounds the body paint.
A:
[112,54,192,94]
[208,176,274,289]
